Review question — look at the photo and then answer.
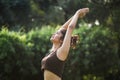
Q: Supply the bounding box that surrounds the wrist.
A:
[75,11,80,17]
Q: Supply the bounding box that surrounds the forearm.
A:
[68,12,79,30]
[60,17,73,30]
[61,12,79,51]
[60,12,79,31]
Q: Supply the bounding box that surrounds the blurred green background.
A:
[0,0,120,80]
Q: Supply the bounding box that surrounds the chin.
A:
[51,39,58,43]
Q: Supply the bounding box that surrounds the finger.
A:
[84,8,89,13]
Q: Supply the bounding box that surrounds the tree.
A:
[63,25,119,80]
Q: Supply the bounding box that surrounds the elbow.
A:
[68,25,75,30]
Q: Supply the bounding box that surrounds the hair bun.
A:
[71,35,79,49]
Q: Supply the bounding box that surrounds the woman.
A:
[41,8,89,80]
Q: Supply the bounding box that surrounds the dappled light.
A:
[0,0,120,80]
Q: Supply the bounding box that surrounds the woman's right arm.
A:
[57,8,89,61]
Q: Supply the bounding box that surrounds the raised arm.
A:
[57,8,89,61]
[59,17,73,30]
[59,8,89,31]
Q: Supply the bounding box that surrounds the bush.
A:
[0,28,36,80]
[0,24,119,80]
[63,24,119,80]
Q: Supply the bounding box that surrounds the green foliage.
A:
[27,26,55,54]
[0,24,119,80]
[81,26,118,74]
[0,0,31,28]
[0,0,120,34]
[0,28,36,80]
[63,24,119,80]
[45,6,65,25]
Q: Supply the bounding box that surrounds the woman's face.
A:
[50,30,63,43]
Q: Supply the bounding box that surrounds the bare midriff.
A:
[44,70,61,80]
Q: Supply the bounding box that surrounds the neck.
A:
[50,43,61,52]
